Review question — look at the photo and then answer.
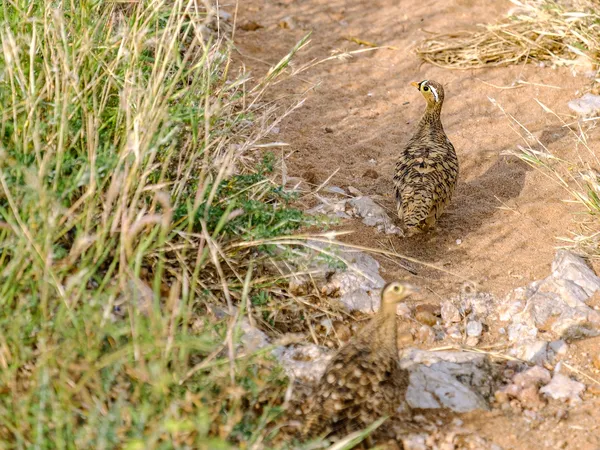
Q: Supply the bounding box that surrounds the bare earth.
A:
[233,0,600,448]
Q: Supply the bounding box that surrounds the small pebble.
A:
[278,16,297,29]
[397,331,414,347]
[347,186,363,196]
[417,325,435,344]
[540,373,585,404]
[446,324,462,339]
[324,185,346,195]
[319,318,334,333]
[465,336,479,347]
[513,365,551,388]
[441,301,461,324]
[456,239,462,245]
[494,390,509,404]
[518,385,545,410]
[466,320,483,337]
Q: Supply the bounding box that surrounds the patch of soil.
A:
[234,0,594,300]
[232,0,600,448]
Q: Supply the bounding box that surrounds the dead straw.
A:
[416,0,600,74]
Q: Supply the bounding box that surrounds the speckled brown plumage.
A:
[301,282,415,440]
[394,80,458,236]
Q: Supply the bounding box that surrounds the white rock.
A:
[338,288,381,313]
[240,320,270,354]
[400,349,493,412]
[549,340,568,356]
[324,185,347,195]
[523,279,600,339]
[552,249,600,297]
[512,339,548,364]
[306,196,347,216]
[568,93,600,116]
[513,365,552,388]
[441,301,461,324]
[417,325,435,344]
[508,322,538,342]
[499,300,523,322]
[347,186,363,196]
[320,247,386,313]
[272,240,389,314]
[465,336,480,347]
[446,324,462,339]
[402,434,428,450]
[347,196,403,235]
[320,318,334,334]
[540,373,585,404]
[500,250,600,340]
[405,365,489,412]
[467,320,483,337]
[464,292,495,319]
[277,345,333,382]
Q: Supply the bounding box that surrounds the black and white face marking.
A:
[420,80,439,102]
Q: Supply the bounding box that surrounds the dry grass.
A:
[417,0,600,76]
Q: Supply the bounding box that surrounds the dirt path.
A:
[234,0,593,300]
[233,0,600,448]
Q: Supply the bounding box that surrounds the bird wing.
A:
[394,140,458,231]
[302,338,401,438]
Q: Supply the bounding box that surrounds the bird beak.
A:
[403,283,420,295]
[410,81,420,89]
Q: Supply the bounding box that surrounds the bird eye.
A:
[393,286,400,292]
[423,85,429,91]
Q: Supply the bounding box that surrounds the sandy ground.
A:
[232,0,600,448]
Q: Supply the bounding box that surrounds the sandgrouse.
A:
[394,80,458,236]
[301,281,416,440]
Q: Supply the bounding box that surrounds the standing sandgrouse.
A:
[394,80,458,236]
[301,281,416,440]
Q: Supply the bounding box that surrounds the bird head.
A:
[380,281,418,314]
[411,79,445,107]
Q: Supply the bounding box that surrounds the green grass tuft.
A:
[0,0,311,447]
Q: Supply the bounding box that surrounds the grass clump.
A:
[0,0,313,447]
[416,0,600,74]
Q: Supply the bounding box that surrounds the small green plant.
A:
[174,153,310,241]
